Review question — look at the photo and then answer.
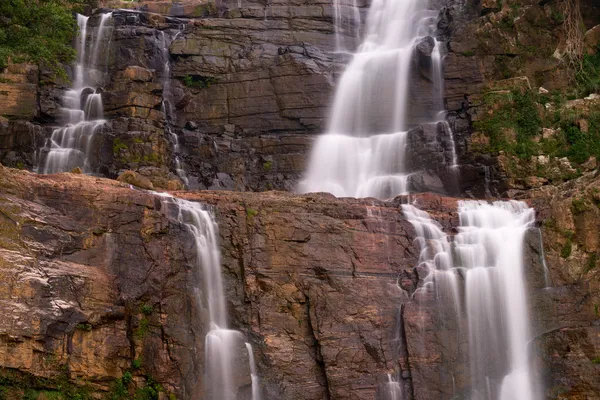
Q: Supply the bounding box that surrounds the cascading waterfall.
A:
[245,342,262,400]
[159,28,189,187]
[432,40,458,170]
[38,13,113,174]
[158,194,260,399]
[402,204,461,313]
[402,201,539,400]
[333,0,361,53]
[458,201,537,400]
[298,0,441,198]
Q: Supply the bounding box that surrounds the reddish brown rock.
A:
[0,169,597,398]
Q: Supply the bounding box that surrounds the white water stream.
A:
[158,194,261,399]
[299,0,443,198]
[333,0,361,53]
[403,201,539,400]
[245,342,262,400]
[159,28,189,187]
[38,13,113,174]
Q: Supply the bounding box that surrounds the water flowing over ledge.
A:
[157,193,261,399]
[299,0,451,199]
[37,13,113,174]
[402,200,540,400]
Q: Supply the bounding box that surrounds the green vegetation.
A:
[108,373,164,400]
[132,358,142,370]
[576,46,600,97]
[113,138,128,155]
[246,208,258,218]
[76,322,92,331]
[182,75,218,89]
[571,198,591,215]
[561,240,572,259]
[108,376,128,400]
[262,160,273,171]
[0,0,86,73]
[560,113,600,164]
[592,357,600,364]
[133,376,162,400]
[584,253,597,275]
[474,89,541,159]
[475,85,600,171]
[140,304,153,316]
[122,372,133,385]
[135,317,150,340]
[0,367,92,399]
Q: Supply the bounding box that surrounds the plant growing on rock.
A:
[0,0,86,73]
[576,46,600,96]
[561,240,573,258]
[474,89,542,159]
[182,75,218,89]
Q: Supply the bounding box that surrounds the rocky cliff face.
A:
[0,166,597,399]
[0,0,468,196]
[0,0,599,398]
[1,0,347,192]
[1,0,599,197]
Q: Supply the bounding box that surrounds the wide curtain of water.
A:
[298,0,441,198]
[402,201,539,400]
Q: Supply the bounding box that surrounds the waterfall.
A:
[159,28,189,187]
[38,13,113,174]
[245,342,262,400]
[386,373,403,400]
[298,0,441,199]
[432,40,458,170]
[157,194,260,399]
[458,201,537,400]
[403,201,539,400]
[333,0,361,53]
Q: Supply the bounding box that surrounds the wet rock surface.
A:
[0,167,597,399]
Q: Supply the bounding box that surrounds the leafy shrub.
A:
[140,304,153,316]
[561,113,600,164]
[576,45,600,96]
[132,358,142,370]
[0,0,85,73]
[122,372,133,385]
[561,240,572,259]
[474,89,541,159]
[182,75,217,89]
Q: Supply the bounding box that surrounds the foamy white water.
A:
[299,0,441,198]
[245,342,262,400]
[402,200,539,400]
[456,201,536,400]
[298,132,409,198]
[39,13,112,174]
[158,194,262,399]
[157,195,235,397]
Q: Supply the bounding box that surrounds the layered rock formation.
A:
[1,0,348,191]
[0,0,599,396]
[0,0,467,195]
[0,166,597,399]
